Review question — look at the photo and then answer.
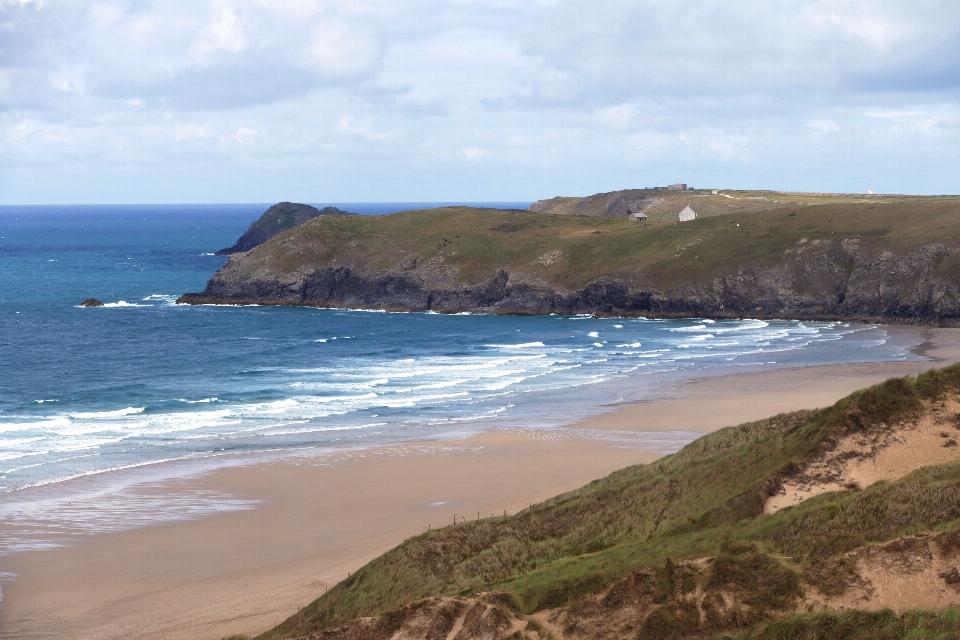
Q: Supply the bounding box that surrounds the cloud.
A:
[231,126,259,142]
[866,111,922,118]
[305,20,381,79]
[808,119,841,132]
[189,8,247,62]
[173,125,211,140]
[334,114,388,140]
[2,0,960,202]
[461,146,487,161]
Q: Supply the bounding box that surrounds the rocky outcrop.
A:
[79,298,104,307]
[216,202,357,255]
[178,235,960,324]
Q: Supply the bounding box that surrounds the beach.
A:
[2,325,958,640]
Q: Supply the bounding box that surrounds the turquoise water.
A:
[0,203,918,557]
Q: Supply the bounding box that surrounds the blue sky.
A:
[1,0,959,204]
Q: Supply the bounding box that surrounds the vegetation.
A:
[246,197,960,293]
[258,364,960,639]
[729,608,960,640]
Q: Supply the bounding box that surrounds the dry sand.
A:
[2,326,960,640]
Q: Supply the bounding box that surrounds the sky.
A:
[1,0,959,204]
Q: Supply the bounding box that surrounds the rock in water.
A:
[80,298,104,307]
[215,202,357,255]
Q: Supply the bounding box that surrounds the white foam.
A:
[179,397,218,404]
[100,301,149,308]
[485,342,545,349]
[69,407,144,420]
[588,331,600,338]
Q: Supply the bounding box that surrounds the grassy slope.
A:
[258,199,960,292]
[532,189,960,222]
[260,365,960,639]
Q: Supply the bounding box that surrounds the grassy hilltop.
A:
[183,193,960,323]
[250,365,960,640]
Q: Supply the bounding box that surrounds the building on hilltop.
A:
[678,206,697,222]
[646,183,691,191]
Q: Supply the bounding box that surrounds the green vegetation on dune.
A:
[730,608,960,640]
[259,365,960,639]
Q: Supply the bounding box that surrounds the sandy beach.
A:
[2,326,959,640]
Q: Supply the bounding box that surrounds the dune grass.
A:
[727,607,960,640]
[257,364,960,639]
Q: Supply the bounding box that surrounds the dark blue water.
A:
[0,203,917,506]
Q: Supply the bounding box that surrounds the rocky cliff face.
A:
[216,202,357,255]
[180,233,960,325]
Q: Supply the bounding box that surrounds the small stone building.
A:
[678,206,697,222]
[628,211,648,221]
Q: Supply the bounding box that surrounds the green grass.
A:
[258,365,960,639]
[244,198,960,295]
[727,608,960,640]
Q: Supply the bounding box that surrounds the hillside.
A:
[181,197,960,324]
[251,365,960,640]
[216,202,357,255]
[528,188,957,221]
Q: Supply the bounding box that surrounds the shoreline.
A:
[177,295,960,327]
[1,326,959,640]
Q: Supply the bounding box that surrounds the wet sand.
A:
[2,326,959,640]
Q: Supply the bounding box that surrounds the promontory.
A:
[179,190,960,325]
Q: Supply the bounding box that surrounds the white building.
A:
[678,206,697,222]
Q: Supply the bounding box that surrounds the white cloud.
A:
[189,9,246,62]
[461,147,487,161]
[2,0,960,202]
[801,1,910,48]
[173,125,211,140]
[334,115,388,140]
[808,119,841,132]
[230,126,259,143]
[305,20,381,79]
[595,103,634,127]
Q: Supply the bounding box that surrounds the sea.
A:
[0,203,921,566]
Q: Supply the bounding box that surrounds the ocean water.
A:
[0,203,919,558]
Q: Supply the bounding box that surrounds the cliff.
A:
[215,201,357,255]
[181,199,960,325]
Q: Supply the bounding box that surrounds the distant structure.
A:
[678,206,697,222]
[645,183,692,191]
[868,188,873,194]
[628,211,648,221]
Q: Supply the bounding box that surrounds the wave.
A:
[485,342,545,349]
[178,397,219,404]
[100,301,150,308]
[69,407,144,419]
